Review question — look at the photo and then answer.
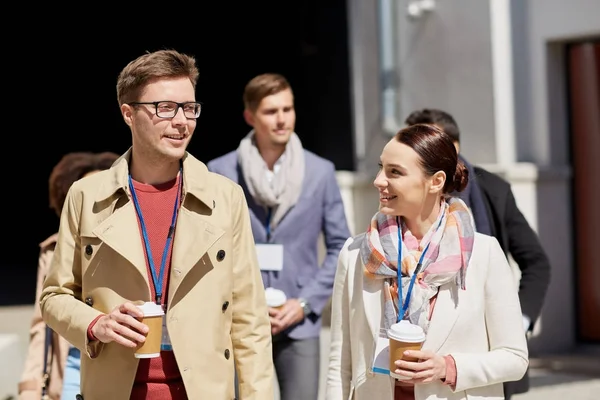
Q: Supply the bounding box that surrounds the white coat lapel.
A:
[362,276,384,342]
[352,234,384,342]
[422,282,461,353]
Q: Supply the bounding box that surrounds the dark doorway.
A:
[567,39,600,342]
[4,2,353,306]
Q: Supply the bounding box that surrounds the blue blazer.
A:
[207,149,351,339]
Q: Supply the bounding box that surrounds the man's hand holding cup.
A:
[91,301,149,348]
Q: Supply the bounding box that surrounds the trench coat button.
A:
[216,250,226,261]
[224,349,230,359]
[222,301,229,312]
[85,245,93,256]
[84,297,93,306]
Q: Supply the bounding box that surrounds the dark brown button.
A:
[84,296,93,306]
[85,245,93,256]
[216,250,225,261]
[224,349,230,359]
[222,301,229,312]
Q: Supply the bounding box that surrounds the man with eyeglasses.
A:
[128,101,202,119]
[40,49,274,400]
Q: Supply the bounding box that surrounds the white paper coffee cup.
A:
[265,288,287,309]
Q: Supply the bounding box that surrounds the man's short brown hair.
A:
[116,49,199,106]
[243,73,292,113]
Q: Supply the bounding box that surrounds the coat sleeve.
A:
[230,184,275,400]
[504,188,551,330]
[326,238,353,400]
[451,237,529,392]
[299,164,352,316]
[40,185,104,359]
[18,246,54,400]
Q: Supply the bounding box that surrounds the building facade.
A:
[339,0,600,354]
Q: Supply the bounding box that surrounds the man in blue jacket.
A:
[208,73,351,400]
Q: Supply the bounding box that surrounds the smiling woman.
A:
[327,123,529,400]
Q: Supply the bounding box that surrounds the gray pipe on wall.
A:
[378,0,403,136]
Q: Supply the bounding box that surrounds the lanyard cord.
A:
[395,215,444,321]
[128,170,182,304]
[265,207,272,241]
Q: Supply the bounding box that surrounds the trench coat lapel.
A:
[168,207,224,305]
[92,201,149,287]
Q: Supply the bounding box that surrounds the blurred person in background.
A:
[208,72,351,400]
[18,151,119,400]
[404,109,551,399]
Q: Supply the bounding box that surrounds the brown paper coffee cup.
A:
[388,338,424,378]
[387,320,426,380]
[133,302,164,359]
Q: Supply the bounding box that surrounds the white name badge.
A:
[161,314,172,351]
[255,244,284,271]
[372,328,391,375]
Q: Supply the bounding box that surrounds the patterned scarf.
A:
[237,130,305,229]
[360,197,475,333]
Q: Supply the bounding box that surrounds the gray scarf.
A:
[237,130,305,229]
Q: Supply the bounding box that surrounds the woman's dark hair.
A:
[394,124,468,194]
[49,151,120,217]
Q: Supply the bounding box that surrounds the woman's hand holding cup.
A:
[393,349,447,383]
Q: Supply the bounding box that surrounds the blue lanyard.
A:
[395,216,441,322]
[265,208,272,241]
[128,170,182,305]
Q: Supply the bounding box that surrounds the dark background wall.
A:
[3,2,353,305]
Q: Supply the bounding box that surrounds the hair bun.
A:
[452,161,469,193]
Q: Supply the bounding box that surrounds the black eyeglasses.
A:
[129,101,202,119]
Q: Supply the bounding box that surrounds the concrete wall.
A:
[348,0,497,175]
[0,306,32,399]
[512,0,600,165]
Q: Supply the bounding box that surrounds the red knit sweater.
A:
[129,177,187,400]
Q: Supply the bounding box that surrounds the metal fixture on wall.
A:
[407,0,436,19]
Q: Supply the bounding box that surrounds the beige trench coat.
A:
[18,234,70,400]
[40,150,274,400]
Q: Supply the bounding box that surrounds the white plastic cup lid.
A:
[265,288,287,307]
[136,302,165,317]
[387,320,426,343]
